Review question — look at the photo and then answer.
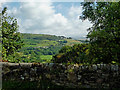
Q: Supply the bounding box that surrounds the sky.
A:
[1,1,92,39]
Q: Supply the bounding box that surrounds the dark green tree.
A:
[1,7,24,62]
[52,44,89,64]
[59,45,72,53]
[80,2,120,64]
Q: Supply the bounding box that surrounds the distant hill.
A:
[21,33,81,47]
[18,33,81,63]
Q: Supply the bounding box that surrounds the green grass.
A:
[22,39,59,48]
[40,55,53,60]
[40,55,53,63]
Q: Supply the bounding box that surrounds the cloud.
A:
[7,1,92,39]
[68,5,82,19]
[65,5,92,38]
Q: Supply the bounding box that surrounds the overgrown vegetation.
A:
[52,44,89,64]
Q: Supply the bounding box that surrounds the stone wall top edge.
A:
[1,62,119,66]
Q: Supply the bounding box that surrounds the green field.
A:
[40,55,53,63]
[17,33,82,63]
[40,55,53,60]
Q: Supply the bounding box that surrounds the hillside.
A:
[18,33,81,63]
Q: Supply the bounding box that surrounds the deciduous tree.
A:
[80,2,120,63]
[1,7,24,62]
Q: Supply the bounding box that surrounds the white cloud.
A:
[68,5,82,19]
[7,1,92,39]
[65,5,92,38]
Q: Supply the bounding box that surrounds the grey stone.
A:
[92,65,97,70]
[78,75,82,80]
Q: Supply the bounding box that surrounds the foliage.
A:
[1,7,24,62]
[52,44,89,64]
[59,45,72,53]
[80,2,120,64]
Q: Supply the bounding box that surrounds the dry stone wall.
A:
[2,62,120,88]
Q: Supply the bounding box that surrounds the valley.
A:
[18,33,83,63]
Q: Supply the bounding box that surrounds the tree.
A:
[52,44,89,64]
[1,7,24,62]
[59,45,72,53]
[80,2,120,63]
